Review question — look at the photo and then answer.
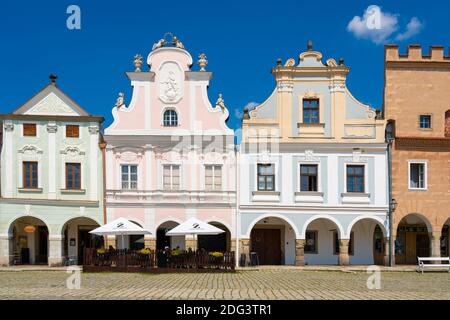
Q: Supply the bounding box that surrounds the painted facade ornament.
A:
[61,146,85,157]
[172,36,184,49]
[299,149,320,162]
[277,82,293,92]
[114,92,125,108]
[46,123,58,133]
[329,83,346,93]
[4,123,14,132]
[18,145,43,155]
[159,66,181,103]
[198,53,208,71]
[88,126,99,134]
[27,92,77,116]
[284,58,296,67]
[133,54,143,72]
[215,93,226,111]
[152,38,167,51]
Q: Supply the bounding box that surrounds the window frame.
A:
[65,163,81,190]
[418,114,432,130]
[304,230,318,254]
[299,163,319,192]
[345,164,366,193]
[257,163,275,192]
[23,123,37,137]
[302,98,320,124]
[162,164,181,191]
[22,161,38,189]
[204,164,223,191]
[120,164,138,190]
[162,109,179,127]
[408,160,428,190]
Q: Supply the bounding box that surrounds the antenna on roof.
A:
[49,74,58,84]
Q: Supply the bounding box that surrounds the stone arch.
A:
[245,213,300,239]
[346,216,388,238]
[301,215,345,239]
[394,212,433,234]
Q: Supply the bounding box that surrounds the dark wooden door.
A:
[251,229,281,265]
[416,233,430,259]
[36,226,48,264]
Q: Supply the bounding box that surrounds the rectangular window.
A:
[163,164,180,190]
[257,164,275,191]
[304,231,317,254]
[205,165,222,191]
[66,125,80,138]
[66,163,81,189]
[419,115,431,129]
[346,165,365,193]
[23,123,37,137]
[409,162,426,189]
[121,165,138,190]
[334,231,354,255]
[23,161,38,188]
[300,164,318,192]
[303,99,319,124]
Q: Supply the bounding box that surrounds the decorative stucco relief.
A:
[158,62,183,103]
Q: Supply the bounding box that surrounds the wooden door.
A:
[405,232,416,264]
[373,226,384,265]
[251,229,281,265]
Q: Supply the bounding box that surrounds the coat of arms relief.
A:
[158,62,183,103]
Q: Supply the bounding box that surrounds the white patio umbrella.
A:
[89,217,151,249]
[165,217,224,251]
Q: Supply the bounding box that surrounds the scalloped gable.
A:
[249,89,277,119]
[13,84,89,116]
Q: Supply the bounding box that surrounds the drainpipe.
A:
[387,140,394,267]
[235,144,240,268]
[99,136,107,225]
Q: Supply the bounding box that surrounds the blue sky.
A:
[1,0,449,132]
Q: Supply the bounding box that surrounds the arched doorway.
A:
[396,214,432,264]
[156,221,184,250]
[303,217,343,265]
[347,218,387,265]
[9,216,48,265]
[249,216,296,265]
[198,222,231,252]
[61,217,102,265]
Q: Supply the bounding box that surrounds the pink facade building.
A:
[104,35,236,253]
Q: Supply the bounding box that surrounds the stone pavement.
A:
[0,268,449,300]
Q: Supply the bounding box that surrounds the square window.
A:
[23,124,37,137]
[66,125,80,138]
[419,115,431,129]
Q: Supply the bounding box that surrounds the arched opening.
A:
[156,221,184,250]
[198,222,231,252]
[441,218,450,257]
[396,214,432,264]
[115,220,145,250]
[249,216,296,265]
[163,109,178,127]
[304,217,343,265]
[9,216,49,265]
[61,217,102,265]
[347,218,387,265]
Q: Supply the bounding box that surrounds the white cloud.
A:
[235,101,259,119]
[396,17,423,41]
[347,5,423,44]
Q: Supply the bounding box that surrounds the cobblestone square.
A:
[0,269,450,300]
